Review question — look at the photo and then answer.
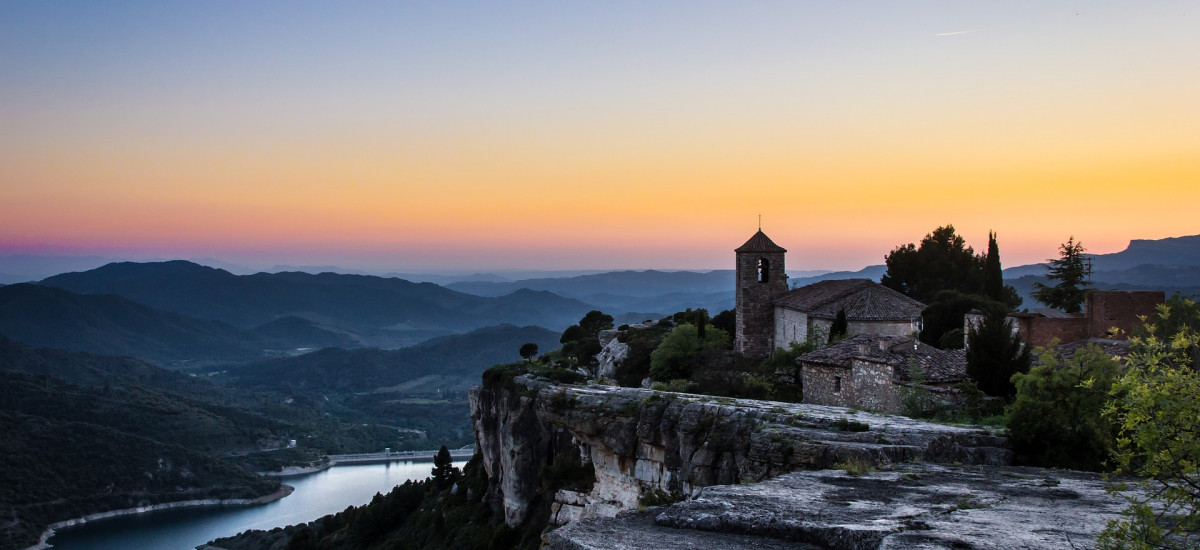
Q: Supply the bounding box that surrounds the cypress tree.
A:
[829,308,848,342]
[984,231,1004,302]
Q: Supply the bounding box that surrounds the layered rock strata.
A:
[470,375,1011,528]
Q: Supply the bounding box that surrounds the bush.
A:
[1006,344,1119,470]
[1099,305,1200,548]
[650,378,696,393]
[648,323,729,381]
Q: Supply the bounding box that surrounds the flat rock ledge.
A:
[545,464,1131,550]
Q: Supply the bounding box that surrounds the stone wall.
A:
[802,359,904,413]
[775,313,917,351]
[773,307,808,348]
[1087,290,1164,339]
[846,319,918,338]
[735,250,787,357]
[1015,315,1089,348]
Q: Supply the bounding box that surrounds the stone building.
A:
[798,334,968,414]
[964,290,1165,349]
[734,230,925,357]
[734,230,789,357]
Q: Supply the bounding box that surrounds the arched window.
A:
[757,258,769,283]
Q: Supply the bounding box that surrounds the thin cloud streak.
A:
[935,30,980,36]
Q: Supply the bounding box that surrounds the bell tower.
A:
[735,229,788,357]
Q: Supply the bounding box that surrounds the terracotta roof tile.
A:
[775,279,925,321]
[798,334,967,384]
[735,230,787,253]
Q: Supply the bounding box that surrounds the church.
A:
[734,230,925,357]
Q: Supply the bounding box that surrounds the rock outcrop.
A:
[470,374,1011,529]
[546,464,1131,550]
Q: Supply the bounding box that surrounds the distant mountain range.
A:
[0,284,266,365]
[1001,235,1200,307]
[37,261,594,349]
[4,234,1198,367]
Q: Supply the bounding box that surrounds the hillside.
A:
[0,336,216,394]
[40,261,594,347]
[0,410,281,550]
[0,284,262,366]
[217,324,562,394]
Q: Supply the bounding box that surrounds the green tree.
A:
[881,225,985,303]
[578,310,614,336]
[1006,344,1120,470]
[518,343,538,363]
[559,310,613,366]
[829,308,848,342]
[983,231,1023,309]
[711,309,736,337]
[431,445,460,487]
[965,312,1030,399]
[1033,237,1092,313]
[648,323,730,381]
[1099,302,1200,549]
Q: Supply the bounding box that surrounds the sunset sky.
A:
[2,2,1198,272]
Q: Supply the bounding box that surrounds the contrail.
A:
[935,30,980,36]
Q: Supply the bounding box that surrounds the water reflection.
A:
[48,460,464,550]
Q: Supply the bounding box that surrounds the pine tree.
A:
[1032,237,1091,313]
[432,445,459,486]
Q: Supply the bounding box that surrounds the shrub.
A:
[648,323,729,382]
[1006,344,1119,470]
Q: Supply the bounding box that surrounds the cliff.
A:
[470,372,1011,529]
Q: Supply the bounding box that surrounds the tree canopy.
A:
[881,225,985,303]
[648,323,729,382]
[518,343,538,362]
[883,226,1021,348]
[1032,237,1092,313]
[559,310,613,367]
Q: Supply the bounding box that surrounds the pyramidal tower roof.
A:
[736,230,787,253]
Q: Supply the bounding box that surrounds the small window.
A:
[834,376,842,393]
[758,258,770,283]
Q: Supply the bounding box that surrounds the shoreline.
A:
[24,485,295,550]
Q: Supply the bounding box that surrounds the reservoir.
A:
[47,460,465,550]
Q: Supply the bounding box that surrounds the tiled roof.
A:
[798,334,967,384]
[775,279,925,321]
[735,230,787,253]
[1046,338,1131,363]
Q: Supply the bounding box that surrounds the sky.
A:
[2,1,1198,272]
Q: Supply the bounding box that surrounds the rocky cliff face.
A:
[469,374,1011,529]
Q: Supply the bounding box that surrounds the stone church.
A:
[735,230,925,357]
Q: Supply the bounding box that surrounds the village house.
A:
[798,334,968,414]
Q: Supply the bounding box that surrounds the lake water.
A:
[47,460,464,550]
